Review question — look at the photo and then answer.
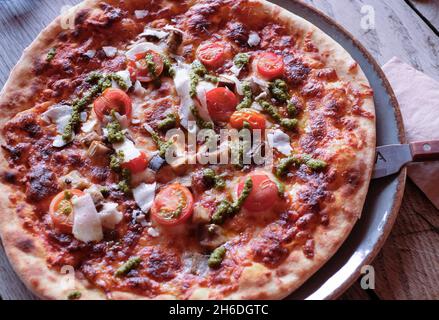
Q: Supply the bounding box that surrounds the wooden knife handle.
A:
[410,140,439,162]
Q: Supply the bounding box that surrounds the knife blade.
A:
[372,140,439,179]
[372,144,413,179]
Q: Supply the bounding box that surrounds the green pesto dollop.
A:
[62,72,127,142]
[258,100,298,131]
[58,199,73,215]
[204,74,219,84]
[233,53,250,69]
[236,81,253,110]
[280,118,298,130]
[109,151,131,193]
[275,154,328,177]
[190,60,208,97]
[190,105,214,129]
[208,246,227,268]
[46,47,57,62]
[211,176,253,224]
[202,168,226,190]
[233,176,253,209]
[161,55,176,77]
[259,100,282,123]
[115,257,142,277]
[67,291,81,300]
[118,168,131,194]
[106,114,125,144]
[157,113,177,131]
[287,100,297,117]
[150,131,173,158]
[306,158,328,171]
[145,53,158,78]
[211,200,233,225]
[110,150,124,172]
[269,79,290,102]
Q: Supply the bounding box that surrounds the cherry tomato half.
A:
[128,50,164,83]
[256,52,285,80]
[121,151,148,174]
[151,183,194,226]
[93,88,132,122]
[206,87,238,122]
[49,189,84,234]
[196,42,227,69]
[230,109,266,130]
[237,174,280,212]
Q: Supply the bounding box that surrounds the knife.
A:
[373,140,439,179]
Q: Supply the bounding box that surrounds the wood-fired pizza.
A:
[0,0,375,299]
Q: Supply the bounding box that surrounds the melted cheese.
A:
[133,182,156,213]
[173,63,193,130]
[72,194,103,242]
[99,202,123,229]
[102,46,117,57]
[113,139,141,162]
[126,42,165,60]
[196,81,215,121]
[139,27,169,39]
[267,129,293,156]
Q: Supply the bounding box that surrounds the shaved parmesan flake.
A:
[112,69,132,90]
[230,64,243,76]
[126,42,164,60]
[114,112,129,129]
[220,74,243,95]
[53,135,71,148]
[131,80,147,122]
[99,202,123,229]
[72,194,103,242]
[267,129,293,156]
[173,63,193,130]
[103,46,117,58]
[133,182,156,213]
[134,10,149,19]
[147,227,160,237]
[84,49,96,58]
[196,81,215,121]
[139,27,169,39]
[42,104,72,127]
[248,31,261,47]
[250,75,269,91]
[81,118,97,133]
[250,101,263,111]
[42,104,75,147]
[163,25,184,34]
[113,139,141,162]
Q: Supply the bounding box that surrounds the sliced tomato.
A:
[93,88,132,122]
[230,109,266,130]
[151,183,194,226]
[206,87,238,122]
[121,151,148,173]
[237,174,280,212]
[49,189,84,233]
[128,50,164,83]
[196,42,227,68]
[256,52,285,80]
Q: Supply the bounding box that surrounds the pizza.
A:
[0,0,375,300]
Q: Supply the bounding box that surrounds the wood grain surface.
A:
[0,0,438,300]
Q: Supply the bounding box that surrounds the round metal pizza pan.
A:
[268,0,407,300]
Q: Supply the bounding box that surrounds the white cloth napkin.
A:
[382,57,439,209]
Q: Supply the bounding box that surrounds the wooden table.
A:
[0,0,438,300]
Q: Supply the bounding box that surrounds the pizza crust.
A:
[0,0,375,300]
